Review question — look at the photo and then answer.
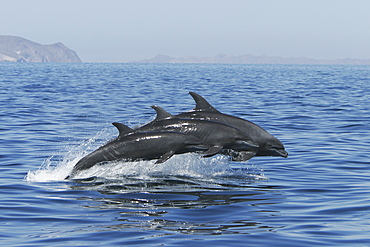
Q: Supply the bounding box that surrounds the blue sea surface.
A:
[1,63,369,246]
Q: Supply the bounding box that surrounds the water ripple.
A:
[1,63,370,246]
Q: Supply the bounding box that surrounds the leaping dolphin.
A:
[66,128,208,179]
[175,92,288,161]
[133,105,259,157]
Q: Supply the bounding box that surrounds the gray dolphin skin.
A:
[66,92,287,179]
[134,105,259,157]
[66,129,208,179]
[175,92,288,160]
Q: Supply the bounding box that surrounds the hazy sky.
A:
[1,0,370,62]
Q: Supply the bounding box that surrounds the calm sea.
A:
[1,63,369,246]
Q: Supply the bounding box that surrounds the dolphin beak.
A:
[277,149,288,158]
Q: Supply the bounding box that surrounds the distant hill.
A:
[0,35,81,62]
[133,54,370,65]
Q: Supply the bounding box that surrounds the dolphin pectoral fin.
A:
[189,92,220,113]
[231,151,257,161]
[112,122,134,137]
[155,150,175,164]
[151,105,174,121]
[202,145,223,157]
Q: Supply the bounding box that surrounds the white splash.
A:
[26,128,112,182]
[26,129,266,182]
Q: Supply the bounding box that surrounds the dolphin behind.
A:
[133,105,259,158]
[175,92,288,160]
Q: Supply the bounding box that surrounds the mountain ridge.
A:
[0,35,81,62]
[133,54,370,65]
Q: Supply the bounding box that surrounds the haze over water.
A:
[1,63,369,246]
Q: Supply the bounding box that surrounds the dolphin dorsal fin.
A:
[112,122,134,137]
[189,92,220,113]
[151,105,174,121]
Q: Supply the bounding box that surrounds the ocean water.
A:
[1,63,369,246]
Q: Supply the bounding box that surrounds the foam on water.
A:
[26,128,112,182]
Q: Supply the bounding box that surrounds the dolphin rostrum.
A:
[175,92,288,161]
[66,128,208,179]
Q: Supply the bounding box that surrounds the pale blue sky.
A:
[1,0,370,62]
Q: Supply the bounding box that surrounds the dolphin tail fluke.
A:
[189,92,220,113]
